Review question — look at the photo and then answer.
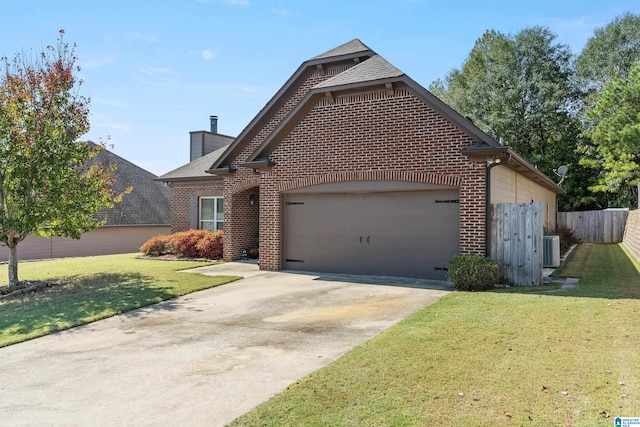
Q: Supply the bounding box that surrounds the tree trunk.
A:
[8,244,19,288]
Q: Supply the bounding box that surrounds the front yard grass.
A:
[230,243,640,426]
[0,253,239,347]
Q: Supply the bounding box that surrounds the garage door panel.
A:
[284,189,459,280]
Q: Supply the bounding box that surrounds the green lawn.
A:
[230,244,640,427]
[0,254,239,347]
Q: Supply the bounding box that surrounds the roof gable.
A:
[314,55,404,89]
[207,40,376,173]
[310,38,371,60]
[202,39,562,194]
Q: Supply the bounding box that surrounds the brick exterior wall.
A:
[170,181,224,233]
[222,82,488,270]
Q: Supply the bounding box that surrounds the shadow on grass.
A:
[492,243,640,300]
[0,272,185,347]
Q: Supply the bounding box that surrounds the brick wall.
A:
[222,61,361,265]
[222,83,488,268]
[268,86,486,256]
[623,209,640,263]
[170,181,224,233]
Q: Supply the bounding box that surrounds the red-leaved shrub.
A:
[141,230,224,259]
[140,235,171,256]
[196,230,223,260]
[168,230,209,258]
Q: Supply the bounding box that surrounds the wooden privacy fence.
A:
[557,209,629,243]
[490,203,543,287]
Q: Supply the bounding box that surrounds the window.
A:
[200,197,224,231]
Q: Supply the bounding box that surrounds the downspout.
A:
[485,154,511,257]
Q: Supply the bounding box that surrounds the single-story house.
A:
[159,39,563,280]
[0,146,171,262]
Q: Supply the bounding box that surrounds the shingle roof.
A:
[158,144,229,181]
[314,55,404,89]
[310,38,372,60]
[90,146,171,226]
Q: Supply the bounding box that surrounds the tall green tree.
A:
[430,27,589,209]
[0,31,121,287]
[580,61,640,208]
[576,12,640,94]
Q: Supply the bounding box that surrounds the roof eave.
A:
[155,175,224,183]
[205,165,236,175]
[239,158,276,171]
[462,145,565,195]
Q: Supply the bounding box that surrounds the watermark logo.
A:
[615,417,640,427]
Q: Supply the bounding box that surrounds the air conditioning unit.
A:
[543,235,560,268]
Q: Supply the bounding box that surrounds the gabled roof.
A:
[243,55,505,165]
[204,39,564,195]
[314,55,404,88]
[207,39,376,174]
[90,145,171,226]
[158,144,228,182]
[310,38,371,60]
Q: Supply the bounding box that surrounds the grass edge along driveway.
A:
[230,243,640,427]
[0,253,239,348]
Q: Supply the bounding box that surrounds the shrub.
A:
[168,230,210,258]
[140,235,171,256]
[196,230,224,260]
[545,225,579,255]
[446,254,498,291]
[141,230,224,259]
[248,248,259,259]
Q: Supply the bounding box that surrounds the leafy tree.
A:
[430,27,588,208]
[576,13,640,94]
[580,61,640,208]
[0,31,122,287]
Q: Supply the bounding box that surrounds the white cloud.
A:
[93,97,128,108]
[80,55,116,70]
[89,112,132,133]
[137,67,174,77]
[271,5,292,17]
[202,49,215,60]
[197,0,249,5]
[126,31,159,44]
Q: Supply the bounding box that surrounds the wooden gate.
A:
[490,203,543,286]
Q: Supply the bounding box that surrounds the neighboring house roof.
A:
[90,145,171,225]
[157,144,229,182]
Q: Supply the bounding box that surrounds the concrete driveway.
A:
[0,262,450,426]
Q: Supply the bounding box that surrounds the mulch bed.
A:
[135,254,218,262]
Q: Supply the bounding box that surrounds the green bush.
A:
[446,254,498,291]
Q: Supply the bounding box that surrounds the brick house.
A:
[160,39,563,280]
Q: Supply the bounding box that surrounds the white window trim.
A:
[199,197,224,230]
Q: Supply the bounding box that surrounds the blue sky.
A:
[2,0,639,175]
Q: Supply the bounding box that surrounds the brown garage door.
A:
[283,186,459,280]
